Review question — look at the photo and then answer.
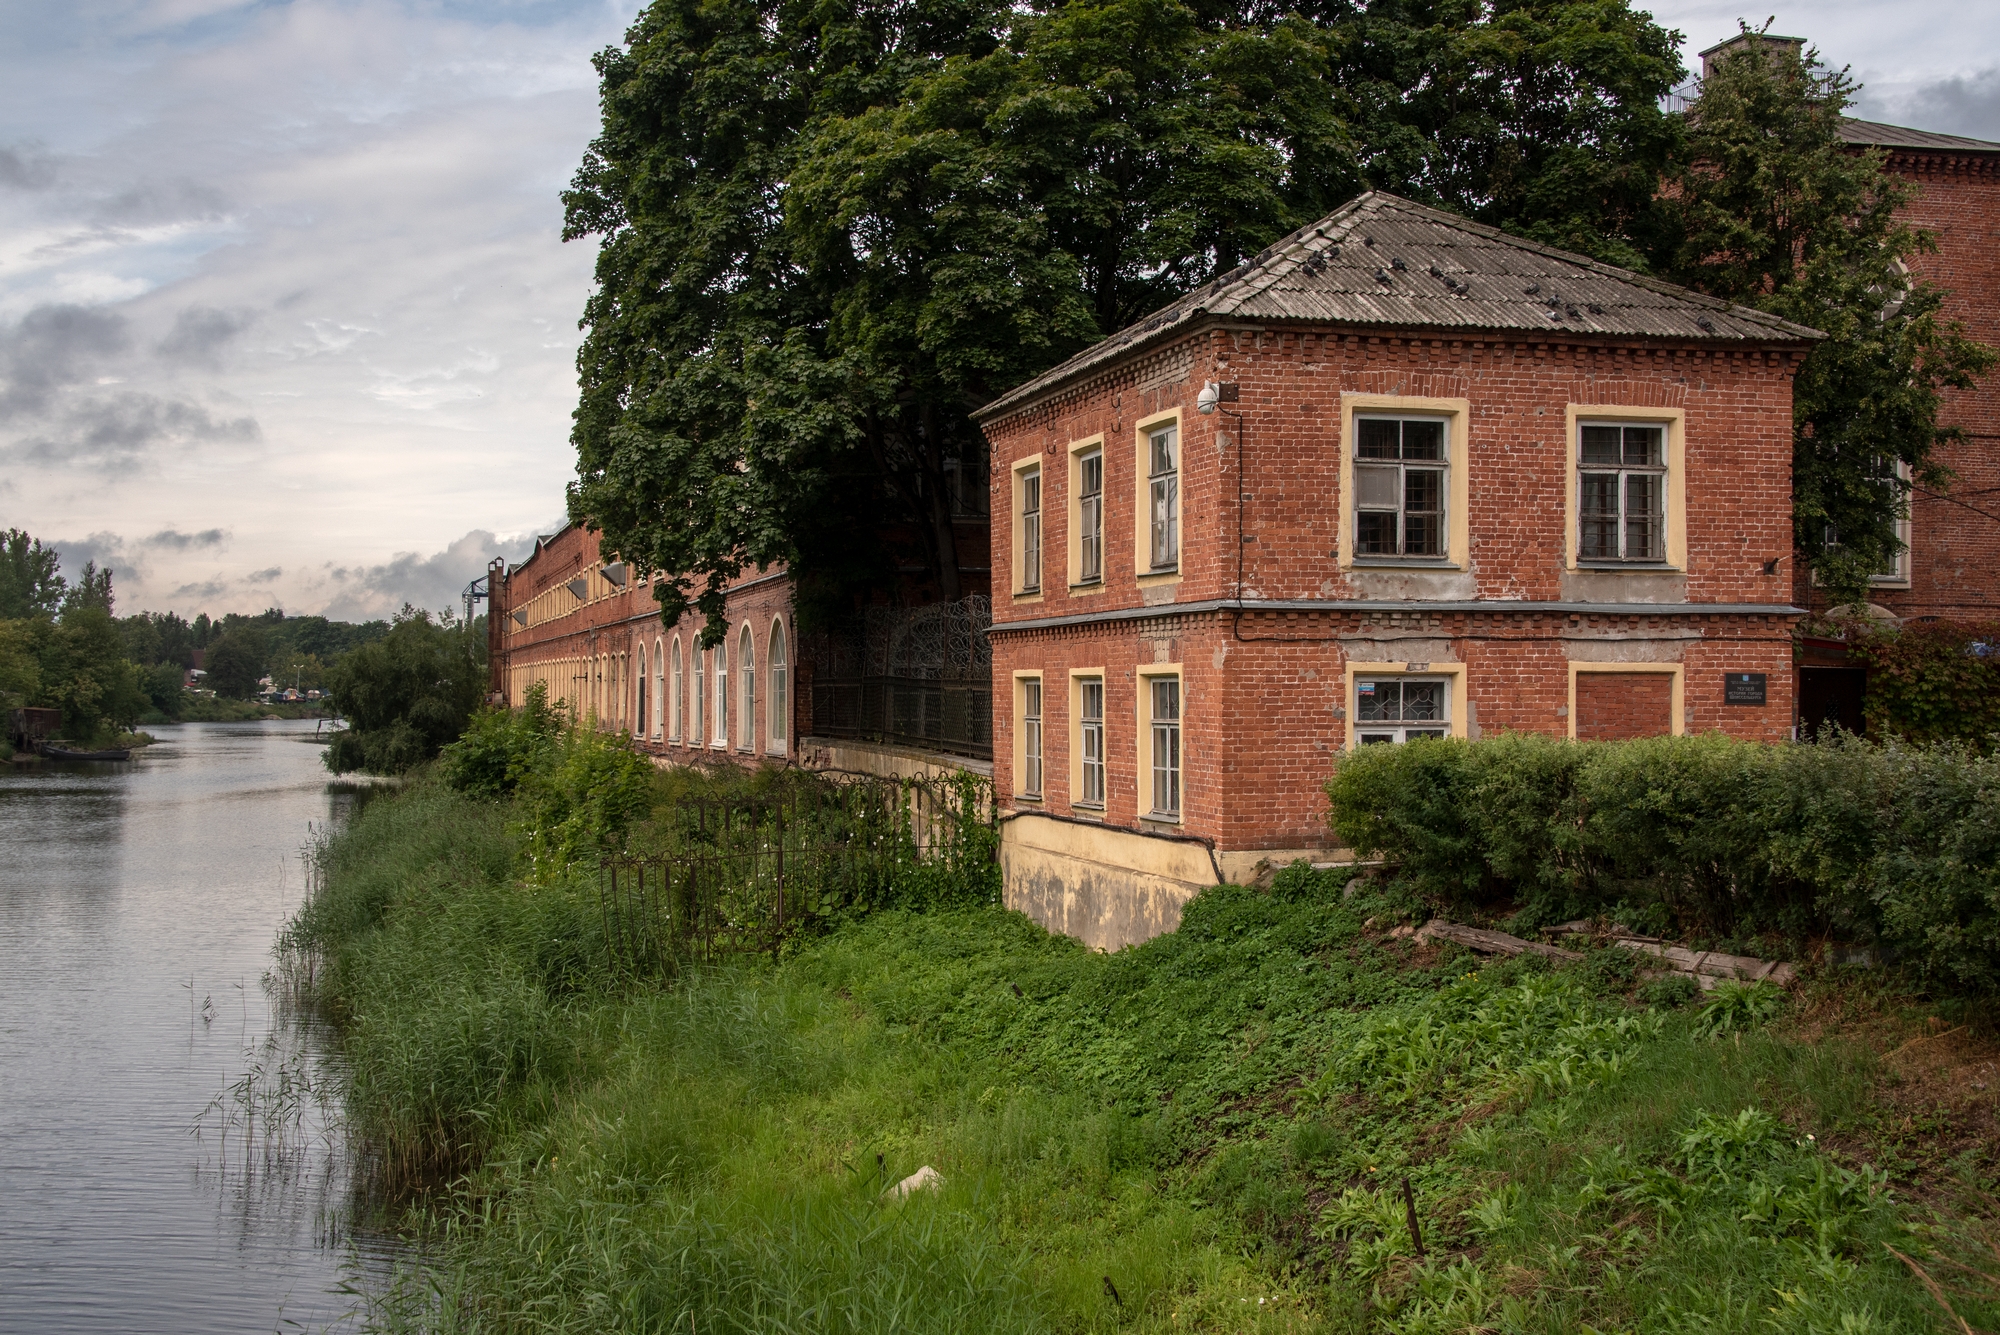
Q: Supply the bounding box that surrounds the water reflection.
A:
[0,722,394,1334]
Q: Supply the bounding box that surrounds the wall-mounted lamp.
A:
[1196,381,1240,415]
[1761,554,1789,576]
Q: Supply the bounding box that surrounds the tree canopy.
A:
[1652,33,1996,604]
[564,0,1686,637]
[324,608,489,775]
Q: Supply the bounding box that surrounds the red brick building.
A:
[489,522,996,779]
[977,192,1814,948]
[1824,117,2000,622]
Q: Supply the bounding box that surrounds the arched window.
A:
[669,636,683,741]
[653,636,665,739]
[636,644,648,739]
[692,644,705,742]
[711,638,728,746]
[767,619,788,752]
[737,624,755,750]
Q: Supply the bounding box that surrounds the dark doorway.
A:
[1798,667,1866,739]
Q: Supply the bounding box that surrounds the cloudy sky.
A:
[3,0,1997,622]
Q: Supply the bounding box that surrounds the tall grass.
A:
[298,772,1995,1332]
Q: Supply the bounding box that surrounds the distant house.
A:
[976,191,1814,948]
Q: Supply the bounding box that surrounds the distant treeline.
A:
[0,526,402,747]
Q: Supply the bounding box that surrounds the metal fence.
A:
[598,771,995,977]
[803,596,992,760]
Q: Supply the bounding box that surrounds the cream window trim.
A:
[1342,661,1467,750]
[669,635,683,741]
[767,618,789,753]
[1135,663,1183,824]
[736,623,756,752]
[1067,436,1107,596]
[1338,394,1471,570]
[1563,405,1686,572]
[1132,409,1183,584]
[1011,453,1045,600]
[1565,662,1686,740]
[1012,671,1045,801]
[1068,667,1107,810]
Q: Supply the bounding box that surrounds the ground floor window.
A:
[1355,676,1449,744]
[1019,677,1043,798]
[1146,675,1180,819]
[1077,676,1105,807]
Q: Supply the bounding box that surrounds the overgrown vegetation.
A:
[1326,731,2000,996]
[291,742,1998,1333]
[323,608,488,776]
[1843,619,2000,748]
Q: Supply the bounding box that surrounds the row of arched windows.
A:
[632,618,790,755]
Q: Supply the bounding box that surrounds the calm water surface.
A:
[0,721,393,1333]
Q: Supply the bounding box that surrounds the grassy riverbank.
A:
[296,773,1999,1334]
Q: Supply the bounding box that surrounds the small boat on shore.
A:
[38,743,134,762]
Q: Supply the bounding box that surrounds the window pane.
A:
[1580,425,1622,464]
[1403,681,1442,721]
[1150,428,1176,477]
[1403,468,1441,513]
[1152,677,1178,721]
[1355,512,1396,555]
[1403,513,1439,556]
[1403,469,1442,555]
[1405,729,1447,740]
[1579,472,1619,560]
[1357,679,1398,721]
[1357,418,1400,458]
[1401,420,1443,460]
[1151,475,1177,567]
[1080,453,1101,497]
[1625,474,1662,560]
[1359,733,1395,745]
[1022,512,1040,589]
[1623,426,1663,467]
[1355,464,1400,510]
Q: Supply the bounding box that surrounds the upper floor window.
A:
[1148,425,1178,570]
[1355,676,1449,745]
[1354,417,1446,558]
[1019,467,1042,592]
[1076,449,1104,584]
[1578,424,1666,563]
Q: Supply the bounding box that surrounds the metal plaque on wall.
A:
[1723,672,1768,706]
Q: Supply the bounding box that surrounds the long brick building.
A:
[976,191,1817,948]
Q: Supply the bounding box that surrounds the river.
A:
[0,720,392,1333]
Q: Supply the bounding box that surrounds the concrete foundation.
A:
[999,813,1220,951]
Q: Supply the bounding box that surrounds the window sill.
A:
[1137,568,1180,585]
[1572,562,1681,573]
[1070,804,1105,818]
[1012,589,1044,604]
[1067,581,1109,597]
[1867,578,1911,590]
[1014,793,1043,804]
[1141,813,1182,828]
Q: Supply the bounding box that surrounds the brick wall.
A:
[1575,671,1673,740]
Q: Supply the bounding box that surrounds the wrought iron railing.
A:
[802,595,992,760]
[598,771,995,977]
[809,676,992,759]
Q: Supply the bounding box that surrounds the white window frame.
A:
[1824,459,1912,587]
[1577,421,1668,564]
[1343,662,1468,749]
[1013,459,1043,596]
[1014,673,1043,800]
[1563,405,1686,572]
[1352,414,1450,560]
[669,636,683,741]
[711,639,728,747]
[1135,412,1182,579]
[767,618,788,752]
[736,626,755,751]
[1072,671,1106,808]
[1137,666,1181,822]
[1070,440,1106,589]
[653,636,665,739]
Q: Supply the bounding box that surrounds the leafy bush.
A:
[324,607,486,775]
[518,724,659,879]
[1327,731,2000,994]
[439,681,564,800]
[1847,618,2000,747]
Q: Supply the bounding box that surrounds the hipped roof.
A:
[977,191,1820,422]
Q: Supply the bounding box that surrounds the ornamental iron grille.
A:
[805,596,992,759]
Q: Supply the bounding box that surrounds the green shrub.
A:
[1327,731,2000,994]
[1848,618,2000,747]
[439,681,564,800]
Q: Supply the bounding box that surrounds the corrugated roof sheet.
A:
[1839,117,2000,154]
[977,191,1821,421]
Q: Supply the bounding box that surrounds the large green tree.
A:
[0,529,65,620]
[1655,35,1996,604]
[564,0,1685,636]
[324,608,487,775]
